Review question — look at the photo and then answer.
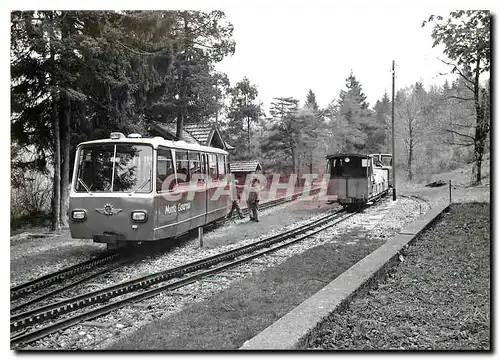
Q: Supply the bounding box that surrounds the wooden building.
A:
[229,160,263,184]
[148,122,235,152]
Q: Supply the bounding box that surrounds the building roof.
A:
[148,122,233,151]
[230,160,262,173]
[183,123,213,145]
[148,122,199,144]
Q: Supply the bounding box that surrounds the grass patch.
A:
[108,232,385,350]
[304,202,490,350]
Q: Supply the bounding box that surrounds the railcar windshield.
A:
[329,156,368,177]
[381,155,393,166]
[75,143,153,193]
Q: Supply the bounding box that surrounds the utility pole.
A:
[391,60,396,201]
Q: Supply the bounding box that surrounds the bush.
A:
[11,170,53,227]
[11,211,51,231]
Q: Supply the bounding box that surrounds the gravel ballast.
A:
[103,197,427,350]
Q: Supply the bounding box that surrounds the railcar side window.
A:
[208,153,218,180]
[217,154,226,180]
[189,151,202,180]
[157,147,174,192]
[175,150,189,183]
[201,153,207,177]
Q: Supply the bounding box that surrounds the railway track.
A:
[11,201,351,349]
[10,251,122,301]
[10,187,320,315]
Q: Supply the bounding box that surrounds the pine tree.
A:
[261,97,303,175]
[304,89,319,112]
[335,71,374,153]
[373,91,391,152]
[226,77,263,159]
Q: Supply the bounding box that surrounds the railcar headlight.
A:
[71,210,87,221]
[131,211,148,223]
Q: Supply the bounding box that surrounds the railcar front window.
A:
[75,144,153,193]
[381,156,392,166]
[329,157,367,177]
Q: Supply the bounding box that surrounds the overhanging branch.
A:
[438,57,475,88]
[443,95,474,102]
[445,128,475,140]
[443,140,473,147]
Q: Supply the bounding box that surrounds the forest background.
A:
[9,10,491,230]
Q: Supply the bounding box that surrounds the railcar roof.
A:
[78,136,229,155]
[326,153,370,159]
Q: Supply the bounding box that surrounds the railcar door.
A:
[187,151,206,229]
[205,153,229,223]
[205,153,219,223]
[154,146,178,240]
[173,149,192,235]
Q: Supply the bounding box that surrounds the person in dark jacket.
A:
[247,178,260,222]
[227,177,244,219]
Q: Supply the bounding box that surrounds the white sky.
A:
[213,2,494,112]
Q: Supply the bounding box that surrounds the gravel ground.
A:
[304,202,490,350]
[10,232,106,287]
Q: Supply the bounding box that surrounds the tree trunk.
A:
[49,18,61,231]
[407,139,413,180]
[51,89,61,231]
[247,116,251,157]
[176,107,184,140]
[176,13,190,141]
[472,56,487,184]
[407,115,414,181]
[297,154,301,187]
[476,152,482,183]
[60,94,70,227]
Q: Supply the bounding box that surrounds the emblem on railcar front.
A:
[95,203,122,216]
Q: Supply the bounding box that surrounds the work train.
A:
[69,132,232,250]
[325,153,392,208]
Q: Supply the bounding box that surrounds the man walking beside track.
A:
[247,178,260,222]
[227,175,244,219]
